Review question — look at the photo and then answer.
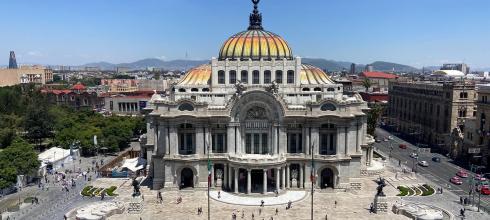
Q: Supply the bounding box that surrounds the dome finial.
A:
[248,0,263,30]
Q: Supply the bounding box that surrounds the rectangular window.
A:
[241,71,248,84]
[275,70,283,84]
[253,70,260,84]
[245,134,252,154]
[218,71,225,84]
[261,134,268,154]
[253,134,260,154]
[287,70,295,84]
[229,70,236,84]
[264,70,271,84]
[320,134,328,155]
[186,134,193,154]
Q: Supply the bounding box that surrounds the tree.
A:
[367,104,384,136]
[0,167,16,189]
[24,95,54,146]
[362,78,372,92]
[0,137,40,183]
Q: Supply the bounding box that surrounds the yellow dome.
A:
[177,64,211,86]
[219,30,293,61]
[300,64,334,85]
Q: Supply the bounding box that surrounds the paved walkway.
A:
[209,190,306,206]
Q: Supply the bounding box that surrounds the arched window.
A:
[178,103,194,111]
[320,123,336,155]
[460,92,468,99]
[327,88,335,92]
[191,88,198,92]
[241,70,248,84]
[178,88,186,92]
[264,70,271,83]
[252,70,260,84]
[202,88,210,92]
[302,88,310,91]
[314,87,322,91]
[275,70,283,84]
[229,70,237,84]
[287,70,295,84]
[178,123,196,155]
[218,70,225,84]
[320,103,336,111]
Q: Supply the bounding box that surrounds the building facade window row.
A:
[217,70,295,85]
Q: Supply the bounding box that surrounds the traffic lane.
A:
[374,139,490,207]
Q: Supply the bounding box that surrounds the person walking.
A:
[275,208,278,215]
[334,200,337,208]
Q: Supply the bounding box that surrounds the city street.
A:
[374,128,490,212]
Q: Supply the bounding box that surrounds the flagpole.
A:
[207,142,211,220]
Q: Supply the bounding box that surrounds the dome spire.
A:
[248,0,263,30]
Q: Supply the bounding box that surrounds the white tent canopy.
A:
[120,157,147,172]
[38,147,71,163]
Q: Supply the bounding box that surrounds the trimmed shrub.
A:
[422,184,435,196]
[81,186,94,196]
[397,186,409,196]
[105,186,118,196]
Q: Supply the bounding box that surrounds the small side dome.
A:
[177,64,211,86]
[300,64,334,85]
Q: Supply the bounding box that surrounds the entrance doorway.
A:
[181,168,194,189]
[320,168,334,189]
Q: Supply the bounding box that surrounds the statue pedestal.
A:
[291,179,298,188]
[216,179,222,187]
[374,196,388,213]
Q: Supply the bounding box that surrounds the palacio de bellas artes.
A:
[141,0,374,195]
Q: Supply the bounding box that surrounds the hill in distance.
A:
[78,58,419,73]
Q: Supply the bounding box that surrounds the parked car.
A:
[418,161,429,167]
[481,187,490,195]
[388,136,394,140]
[383,138,389,142]
[457,170,469,178]
[375,139,382,143]
[432,157,441,162]
[474,174,487,182]
[410,153,419,159]
[450,176,463,185]
[476,184,489,192]
[399,144,407,149]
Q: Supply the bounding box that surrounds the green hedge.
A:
[105,186,118,196]
[81,186,94,196]
[422,184,435,196]
[397,186,409,196]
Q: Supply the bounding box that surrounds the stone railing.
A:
[228,153,286,165]
[350,182,362,190]
[360,169,384,176]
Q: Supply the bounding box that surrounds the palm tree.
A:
[362,78,372,92]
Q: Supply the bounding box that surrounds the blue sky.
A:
[1,0,489,68]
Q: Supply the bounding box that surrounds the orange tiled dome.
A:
[218,30,293,61]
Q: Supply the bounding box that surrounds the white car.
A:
[410,153,418,159]
[418,161,429,167]
[388,136,394,140]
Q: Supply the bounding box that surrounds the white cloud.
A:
[26,51,43,57]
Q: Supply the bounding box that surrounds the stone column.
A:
[227,125,235,154]
[228,164,232,189]
[271,124,278,155]
[169,127,178,155]
[247,169,251,194]
[304,126,310,154]
[344,127,349,155]
[211,164,215,187]
[196,126,204,155]
[279,126,287,154]
[311,127,320,155]
[224,164,228,189]
[236,126,242,154]
[299,163,304,188]
[337,126,345,156]
[263,169,267,194]
[286,164,290,188]
[275,167,280,192]
[281,166,285,190]
[234,167,239,193]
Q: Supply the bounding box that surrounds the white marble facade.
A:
[140,0,373,193]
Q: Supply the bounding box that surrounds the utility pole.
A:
[310,142,315,220]
[207,142,211,220]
